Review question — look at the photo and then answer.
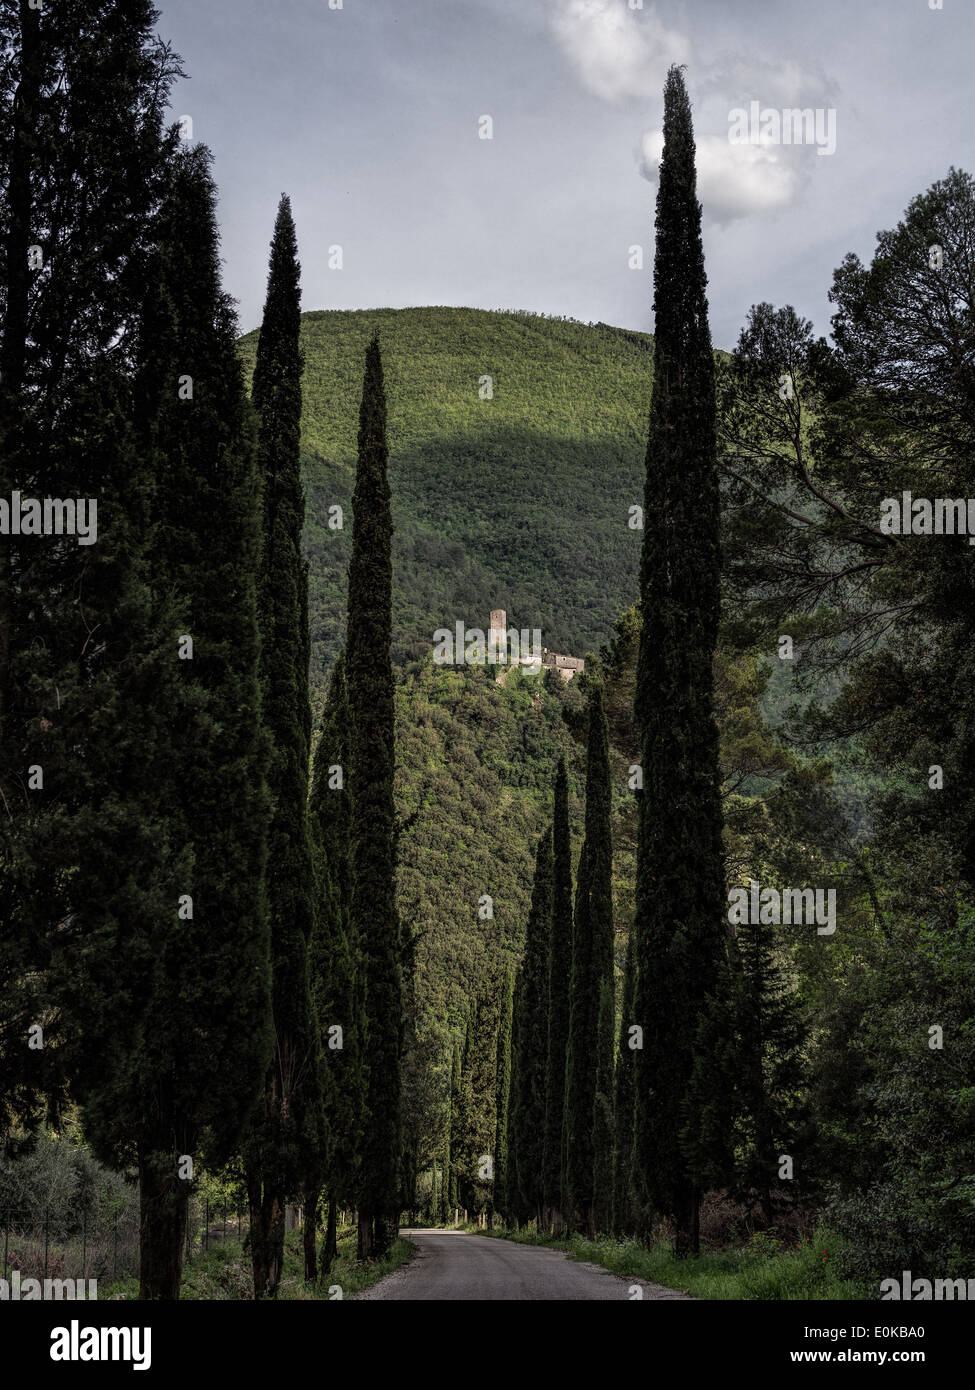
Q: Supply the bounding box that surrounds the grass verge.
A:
[477,1226,868,1300]
[101,1227,414,1300]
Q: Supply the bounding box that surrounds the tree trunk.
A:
[584,1200,595,1242]
[303,1185,320,1282]
[357,1208,373,1260]
[138,1150,188,1301]
[248,1171,286,1298]
[673,1182,700,1258]
[321,1194,338,1276]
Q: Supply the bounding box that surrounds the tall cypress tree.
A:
[53,142,273,1300]
[349,336,402,1257]
[542,758,573,1232]
[245,194,323,1298]
[509,828,553,1227]
[493,963,515,1222]
[562,838,589,1230]
[593,975,616,1235]
[631,65,728,1256]
[588,688,617,1232]
[612,924,637,1236]
[447,1038,462,1215]
[0,12,270,1290]
[0,0,183,1168]
[308,652,363,1278]
[564,686,615,1235]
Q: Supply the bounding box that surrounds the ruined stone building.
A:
[488,608,584,681]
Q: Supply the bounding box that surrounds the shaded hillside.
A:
[239,307,653,697]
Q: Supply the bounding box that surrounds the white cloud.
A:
[698,53,839,110]
[639,129,805,225]
[546,3,841,224]
[547,0,689,105]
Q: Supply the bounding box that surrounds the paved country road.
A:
[353,1230,694,1301]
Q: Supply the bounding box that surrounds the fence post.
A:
[3,1216,8,1280]
[44,1208,49,1280]
[82,1212,87,1277]
[223,1202,227,1242]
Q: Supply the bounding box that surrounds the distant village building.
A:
[488,608,584,683]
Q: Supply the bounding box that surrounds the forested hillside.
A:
[238,307,653,692]
[3,2,972,1319]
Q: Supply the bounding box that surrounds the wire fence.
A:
[0,1199,249,1288]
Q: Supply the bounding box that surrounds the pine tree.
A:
[493,963,515,1222]
[612,925,637,1236]
[245,194,323,1298]
[728,928,801,1223]
[348,337,402,1256]
[308,653,363,1278]
[631,65,728,1256]
[564,686,615,1236]
[542,758,573,1232]
[509,829,553,1227]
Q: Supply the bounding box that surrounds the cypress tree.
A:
[456,1002,489,1218]
[612,924,637,1236]
[493,963,515,1223]
[246,194,323,1298]
[564,686,615,1236]
[348,336,402,1256]
[53,142,273,1300]
[631,65,728,1256]
[0,0,183,1164]
[593,975,616,1234]
[561,838,588,1230]
[542,758,573,1232]
[447,1038,462,1215]
[509,828,553,1227]
[440,1090,451,1224]
[308,653,363,1278]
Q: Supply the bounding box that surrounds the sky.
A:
[156,0,972,350]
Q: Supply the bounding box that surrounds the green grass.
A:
[478,1226,869,1300]
[101,1228,413,1301]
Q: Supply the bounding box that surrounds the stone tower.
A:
[489,609,507,658]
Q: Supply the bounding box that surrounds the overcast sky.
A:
[156,0,972,350]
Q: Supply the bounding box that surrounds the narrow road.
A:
[354,1230,693,1301]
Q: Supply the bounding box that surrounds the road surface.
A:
[354,1230,693,1301]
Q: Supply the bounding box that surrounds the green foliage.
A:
[247,193,320,1299]
[348,337,402,1257]
[632,65,727,1254]
[493,964,514,1220]
[236,307,653,696]
[564,687,615,1234]
[509,830,554,1225]
[542,758,573,1226]
[308,654,363,1213]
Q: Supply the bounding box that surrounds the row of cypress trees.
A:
[0,2,403,1297]
[505,684,615,1236]
[502,66,804,1253]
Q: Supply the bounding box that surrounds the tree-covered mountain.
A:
[238,307,654,696]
